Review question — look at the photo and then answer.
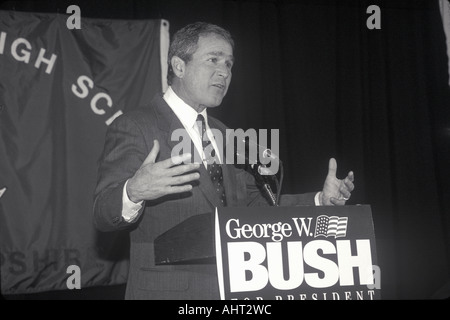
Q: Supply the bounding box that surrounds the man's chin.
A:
[205,97,224,108]
[206,104,221,108]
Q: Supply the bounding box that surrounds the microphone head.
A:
[262,148,279,160]
[226,137,281,173]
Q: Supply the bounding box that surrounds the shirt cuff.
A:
[314,192,322,206]
[122,180,143,222]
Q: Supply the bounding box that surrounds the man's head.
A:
[168,22,235,112]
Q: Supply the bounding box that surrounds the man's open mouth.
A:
[212,83,225,90]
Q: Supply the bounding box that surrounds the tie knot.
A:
[196,113,205,124]
[196,114,206,135]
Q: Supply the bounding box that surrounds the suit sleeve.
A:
[93,113,150,232]
[237,167,317,207]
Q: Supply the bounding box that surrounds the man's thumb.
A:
[142,140,160,166]
[327,158,337,178]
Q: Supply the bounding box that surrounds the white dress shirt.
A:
[121,87,223,222]
[121,87,321,221]
[163,86,222,166]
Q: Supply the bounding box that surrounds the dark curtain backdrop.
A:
[1,0,450,300]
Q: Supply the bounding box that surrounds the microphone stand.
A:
[233,139,284,206]
[250,160,283,207]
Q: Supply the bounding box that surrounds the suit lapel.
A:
[222,163,237,206]
[153,95,224,208]
[154,95,183,154]
[197,164,223,208]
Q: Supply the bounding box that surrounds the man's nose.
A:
[217,65,231,79]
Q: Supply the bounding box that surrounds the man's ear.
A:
[171,56,185,78]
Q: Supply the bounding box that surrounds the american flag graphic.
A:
[314,215,348,238]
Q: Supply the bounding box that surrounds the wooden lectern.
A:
[154,205,380,300]
[154,212,215,265]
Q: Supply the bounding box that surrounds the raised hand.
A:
[320,158,354,206]
[126,140,201,203]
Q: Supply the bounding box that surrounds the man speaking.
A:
[93,22,355,300]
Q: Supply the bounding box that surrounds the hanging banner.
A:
[0,10,169,295]
[440,0,450,86]
[215,205,380,300]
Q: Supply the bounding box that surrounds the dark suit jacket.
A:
[93,94,316,299]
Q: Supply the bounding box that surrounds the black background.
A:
[1,0,450,300]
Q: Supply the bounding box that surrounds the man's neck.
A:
[170,83,206,113]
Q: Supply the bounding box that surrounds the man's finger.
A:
[142,140,160,166]
[339,188,351,199]
[327,158,337,178]
[159,153,194,169]
[347,171,355,182]
[330,197,346,206]
[167,163,201,177]
[155,153,191,169]
[172,153,194,166]
[344,177,355,192]
[165,184,194,195]
[168,172,201,186]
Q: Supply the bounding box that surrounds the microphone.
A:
[232,138,283,206]
[234,138,280,176]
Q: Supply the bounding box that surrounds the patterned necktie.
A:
[196,114,227,206]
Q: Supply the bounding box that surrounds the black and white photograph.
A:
[0,0,449,305]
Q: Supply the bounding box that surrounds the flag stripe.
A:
[314,215,348,238]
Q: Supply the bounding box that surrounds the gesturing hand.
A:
[126,140,201,203]
[320,158,355,206]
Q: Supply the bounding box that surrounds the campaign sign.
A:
[215,205,380,300]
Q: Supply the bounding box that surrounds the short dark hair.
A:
[167,22,235,85]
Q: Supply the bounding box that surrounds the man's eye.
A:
[208,58,218,63]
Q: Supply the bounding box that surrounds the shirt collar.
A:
[163,86,208,130]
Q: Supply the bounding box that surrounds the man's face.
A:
[174,34,234,112]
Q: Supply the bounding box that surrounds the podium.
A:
[154,212,215,265]
[154,205,380,300]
